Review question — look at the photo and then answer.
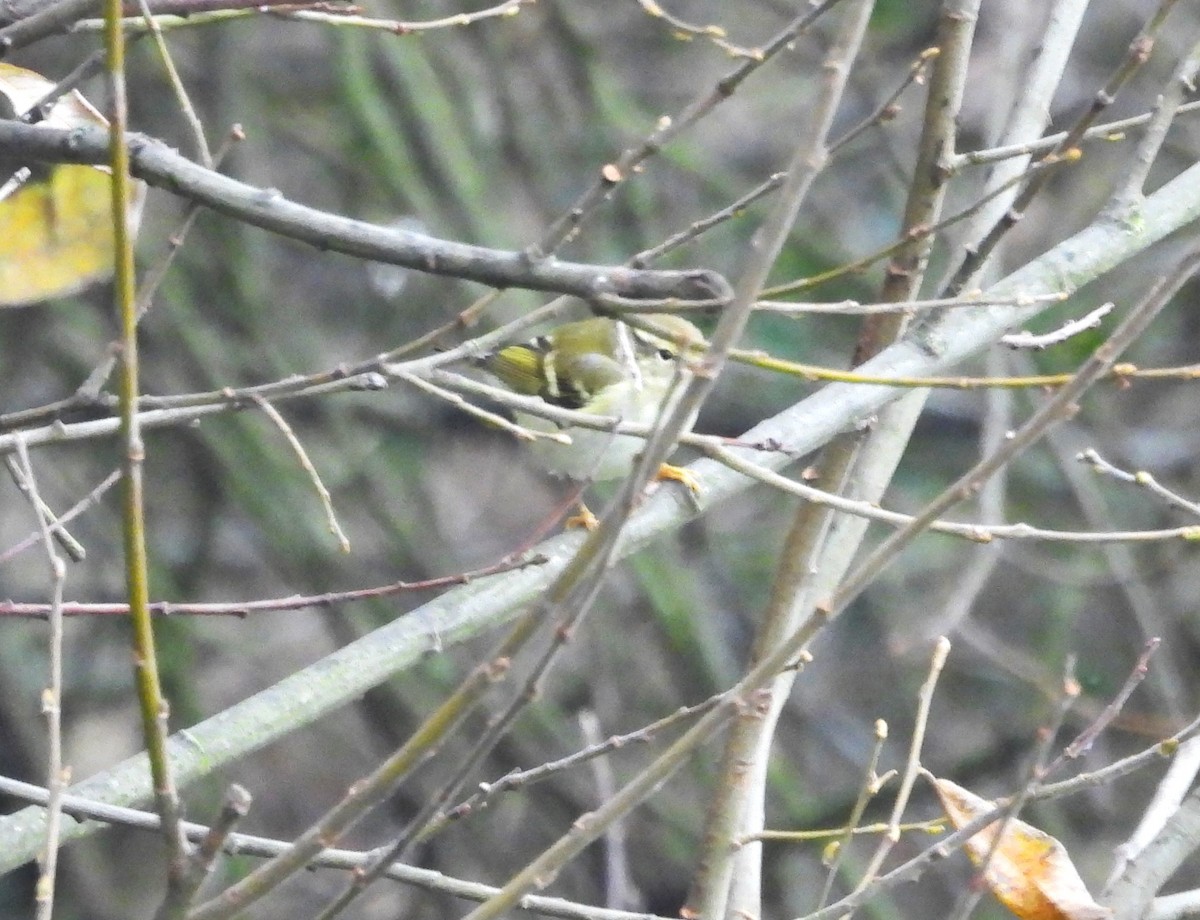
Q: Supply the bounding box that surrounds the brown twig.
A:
[14,438,69,920]
[0,121,731,304]
[1051,638,1161,770]
[0,554,547,618]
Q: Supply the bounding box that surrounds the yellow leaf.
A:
[931,777,1111,920]
[0,63,145,307]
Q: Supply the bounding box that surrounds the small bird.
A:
[482,314,705,525]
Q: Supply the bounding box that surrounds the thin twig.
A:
[0,469,119,565]
[433,696,720,837]
[15,437,69,920]
[394,370,571,446]
[3,455,86,561]
[134,0,210,166]
[1051,638,1160,770]
[633,0,760,59]
[102,0,190,908]
[1078,449,1200,519]
[753,291,1067,315]
[1001,302,1114,349]
[0,0,101,53]
[73,0,532,32]
[628,44,938,269]
[76,128,241,402]
[948,99,1200,170]
[850,639,950,907]
[250,395,351,553]
[817,719,892,909]
[579,710,638,911]
[763,147,1080,298]
[942,659,1080,920]
[743,819,941,846]
[0,120,731,304]
[174,785,251,908]
[534,0,847,254]
[1107,32,1200,211]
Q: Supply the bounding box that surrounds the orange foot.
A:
[656,462,702,496]
[566,465,702,530]
[566,504,601,531]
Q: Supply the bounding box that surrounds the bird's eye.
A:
[656,347,674,360]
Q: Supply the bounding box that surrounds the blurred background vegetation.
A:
[3,1,1200,917]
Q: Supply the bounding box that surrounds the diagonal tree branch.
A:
[0,120,732,303]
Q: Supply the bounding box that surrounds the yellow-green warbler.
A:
[482,314,705,522]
